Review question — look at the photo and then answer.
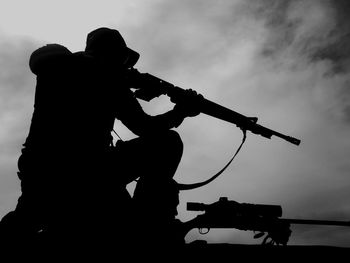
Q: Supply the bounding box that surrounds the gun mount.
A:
[184,197,350,246]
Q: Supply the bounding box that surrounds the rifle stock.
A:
[130,69,300,146]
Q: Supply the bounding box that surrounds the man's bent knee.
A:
[114,130,184,183]
[158,130,183,153]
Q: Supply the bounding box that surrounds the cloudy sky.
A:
[1,0,350,247]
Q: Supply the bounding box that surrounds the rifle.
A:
[127,68,301,146]
[182,197,350,246]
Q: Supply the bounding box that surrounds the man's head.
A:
[85,27,139,68]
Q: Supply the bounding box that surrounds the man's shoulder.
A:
[72,51,96,64]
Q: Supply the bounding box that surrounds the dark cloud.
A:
[246,0,350,75]
[123,0,253,76]
[243,0,296,57]
[237,0,350,124]
[0,35,37,216]
[0,38,35,153]
[0,39,35,95]
[311,0,350,74]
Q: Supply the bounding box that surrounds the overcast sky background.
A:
[1,0,350,247]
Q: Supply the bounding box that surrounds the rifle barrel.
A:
[199,98,300,145]
[171,86,301,145]
[281,219,350,227]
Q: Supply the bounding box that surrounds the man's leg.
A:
[113,130,184,250]
[115,130,184,184]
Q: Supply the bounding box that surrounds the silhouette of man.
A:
[0,27,201,255]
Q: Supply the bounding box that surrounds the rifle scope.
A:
[187,201,282,218]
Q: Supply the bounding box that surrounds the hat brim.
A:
[124,47,140,68]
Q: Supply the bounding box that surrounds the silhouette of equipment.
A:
[127,68,301,146]
[182,197,350,246]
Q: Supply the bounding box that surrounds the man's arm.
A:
[115,88,200,137]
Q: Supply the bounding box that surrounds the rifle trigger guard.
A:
[199,228,210,235]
